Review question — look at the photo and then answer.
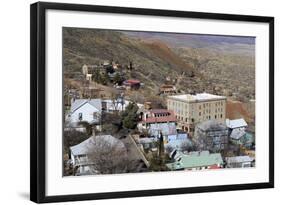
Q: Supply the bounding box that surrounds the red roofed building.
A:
[123,79,141,90]
[138,109,177,135]
[209,164,221,169]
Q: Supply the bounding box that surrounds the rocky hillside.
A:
[63,28,197,93]
[63,28,255,103]
[126,31,255,101]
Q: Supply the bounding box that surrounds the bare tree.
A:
[87,137,132,174]
[109,92,119,112]
[64,129,88,153]
[180,141,196,153]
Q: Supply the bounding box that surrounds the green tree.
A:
[77,121,93,136]
[93,68,101,83]
[100,72,109,85]
[121,102,139,129]
[113,72,122,85]
[158,132,164,158]
[148,152,169,172]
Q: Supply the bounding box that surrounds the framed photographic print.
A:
[30,1,274,203]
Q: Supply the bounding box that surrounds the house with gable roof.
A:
[226,118,253,148]
[225,156,254,168]
[226,118,248,131]
[166,150,223,171]
[67,99,102,126]
[70,134,126,175]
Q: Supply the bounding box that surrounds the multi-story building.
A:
[194,120,229,152]
[137,109,177,136]
[167,93,226,133]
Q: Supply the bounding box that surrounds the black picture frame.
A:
[30,1,274,203]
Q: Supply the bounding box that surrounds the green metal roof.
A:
[166,152,223,170]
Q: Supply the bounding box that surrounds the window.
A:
[78,113,83,121]
[215,115,217,119]
[199,112,201,116]
[220,114,223,118]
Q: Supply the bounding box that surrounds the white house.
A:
[229,128,246,142]
[226,118,248,130]
[70,135,125,175]
[67,99,102,126]
[225,156,254,168]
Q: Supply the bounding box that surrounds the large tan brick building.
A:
[167,93,226,134]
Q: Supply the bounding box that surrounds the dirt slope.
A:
[226,100,254,123]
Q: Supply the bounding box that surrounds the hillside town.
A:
[63,61,255,176]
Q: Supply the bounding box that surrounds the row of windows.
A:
[176,115,194,122]
[176,113,223,123]
[199,111,223,118]
[169,101,224,113]
[199,101,224,110]
[199,109,223,115]
[176,110,192,116]
[153,113,170,117]
[215,108,224,113]
[169,101,190,110]
[78,112,99,121]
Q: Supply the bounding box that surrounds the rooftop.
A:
[230,129,246,140]
[167,92,226,102]
[161,84,174,87]
[165,138,191,151]
[70,135,125,156]
[142,115,177,124]
[124,79,140,84]
[225,156,254,163]
[197,120,228,131]
[149,123,177,136]
[166,151,223,170]
[70,99,102,113]
[226,118,248,129]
